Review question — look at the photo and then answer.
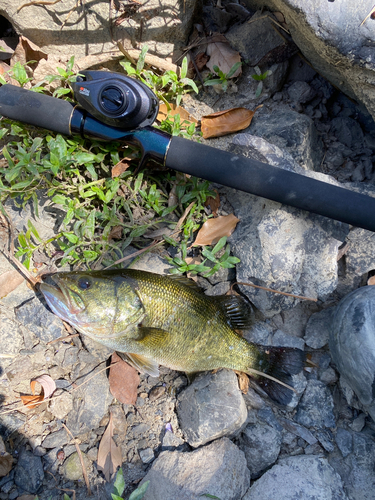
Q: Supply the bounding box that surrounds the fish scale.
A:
[40,268,305,405]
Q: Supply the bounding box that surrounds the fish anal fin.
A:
[116,351,159,377]
[214,294,254,330]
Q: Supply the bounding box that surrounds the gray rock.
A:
[243,455,348,500]
[336,427,353,458]
[42,428,69,449]
[139,448,154,464]
[304,307,334,348]
[161,431,186,452]
[0,314,24,371]
[14,449,44,494]
[239,421,282,477]
[295,379,335,429]
[177,370,247,447]
[249,108,323,170]
[330,117,365,149]
[241,0,375,122]
[271,330,305,350]
[330,432,375,500]
[224,134,348,317]
[62,452,92,481]
[65,365,113,435]
[287,81,316,104]
[14,296,66,343]
[329,286,375,421]
[278,417,318,445]
[140,438,250,500]
[314,428,335,452]
[2,0,200,60]
[351,413,366,433]
[345,227,375,287]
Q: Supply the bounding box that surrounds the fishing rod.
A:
[0,70,375,231]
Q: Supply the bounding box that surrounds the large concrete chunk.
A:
[177,370,247,447]
[141,438,250,500]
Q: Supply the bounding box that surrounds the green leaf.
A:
[63,232,79,244]
[63,494,71,500]
[83,250,98,262]
[201,248,218,263]
[181,56,188,79]
[27,220,41,241]
[113,468,125,497]
[84,209,96,239]
[212,236,227,255]
[0,128,8,140]
[2,145,15,168]
[53,87,71,98]
[111,495,123,500]
[255,82,263,98]
[226,61,242,79]
[52,194,69,205]
[74,152,97,164]
[128,480,150,500]
[201,495,222,499]
[137,45,148,72]
[18,233,28,248]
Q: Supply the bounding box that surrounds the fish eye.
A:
[78,277,92,290]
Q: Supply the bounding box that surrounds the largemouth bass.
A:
[40,269,304,405]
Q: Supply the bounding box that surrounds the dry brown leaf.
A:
[368,275,375,286]
[157,103,198,124]
[97,412,122,481]
[206,34,241,78]
[193,214,240,246]
[201,106,261,139]
[235,371,250,394]
[195,52,209,71]
[15,495,36,500]
[33,374,56,399]
[204,189,220,216]
[112,159,131,178]
[0,269,24,298]
[109,352,139,405]
[20,375,55,408]
[11,36,47,69]
[108,226,123,240]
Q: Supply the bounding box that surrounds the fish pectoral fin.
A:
[117,351,160,378]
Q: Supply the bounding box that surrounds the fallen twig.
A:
[231,281,318,302]
[360,4,375,26]
[47,333,80,345]
[63,423,91,495]
[17,0,63,13]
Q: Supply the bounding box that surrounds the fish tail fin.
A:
[247,347,305,405]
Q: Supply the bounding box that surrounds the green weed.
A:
[204,61,242,92]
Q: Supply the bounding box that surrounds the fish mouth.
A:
[39,276,86,322]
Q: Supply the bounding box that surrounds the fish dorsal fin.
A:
[116,351,159,377]
[214,294,254,330]
[168,275,203,292]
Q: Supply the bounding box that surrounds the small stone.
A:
[48,391,73,420]
[314,428,335,452]
[140,438,250,500]
[62,452,91,481]
[295,380,335,429]
[304,308,334,349]
[161,432,185,451]
[86,447,98,461]
[350,413,366,432]
[319,367,338,385]
[149,386,166,401]
[139,448,154,464]
[239,421,282,478]
[287,81,315,104]
[14,449,44,494]
[131,423,150,436]
[335,428,353,457]
[41,428,69,449]
[177,369,247,447]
